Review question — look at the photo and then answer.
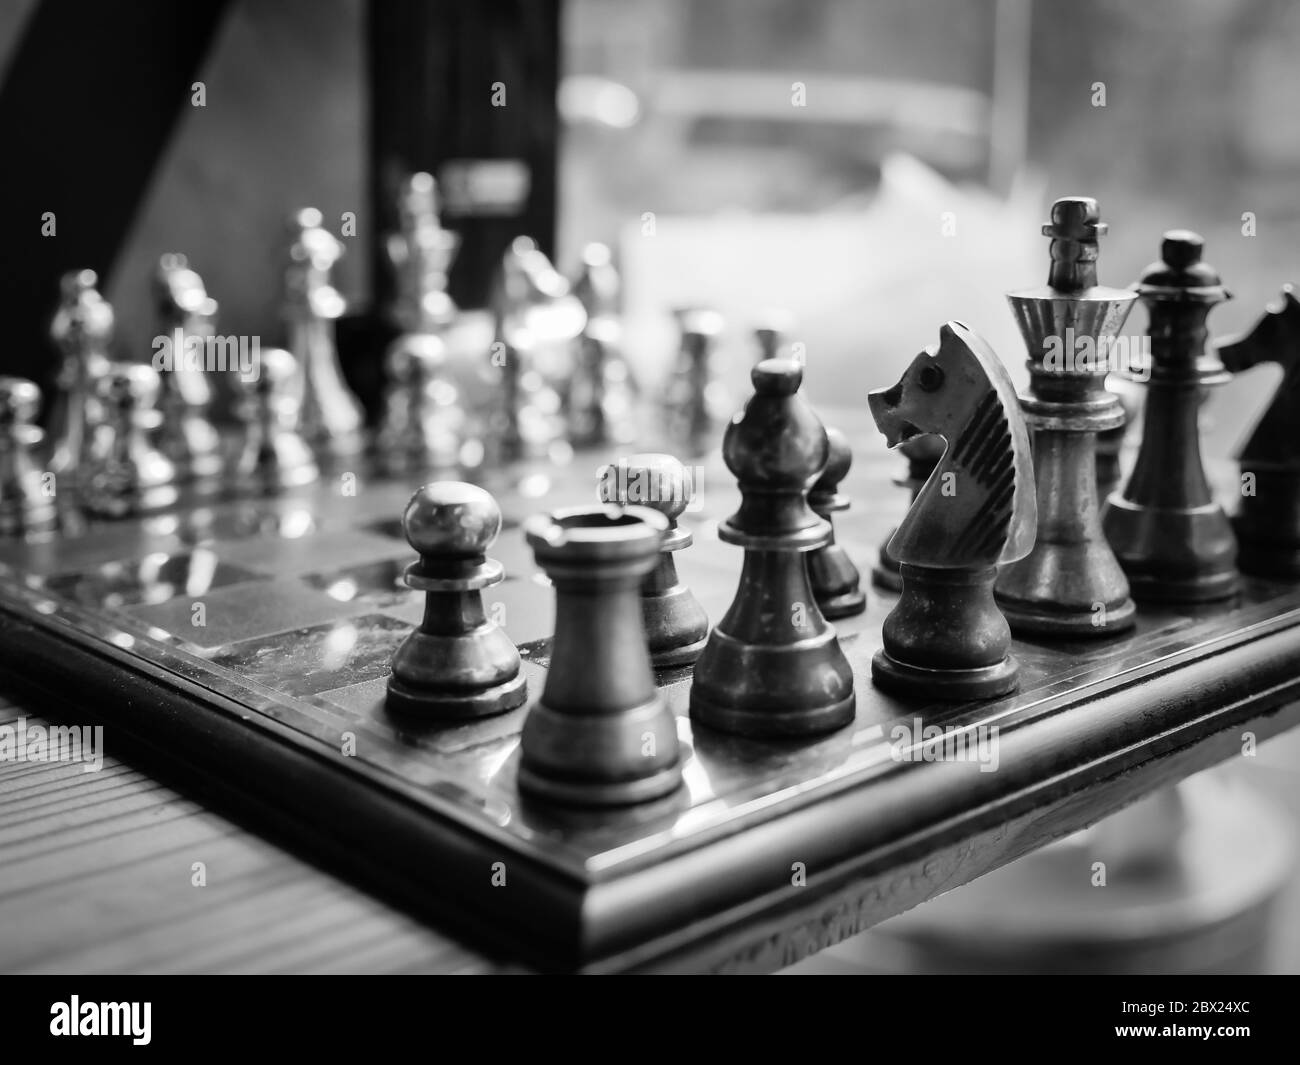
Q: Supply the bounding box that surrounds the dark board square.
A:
[125,578,370,650]
[301,557,414,610]
[145,500,323,544]
[0,525,185,577]
[39,548,263,609]
[214,529,413,578]
[207,613,412,697]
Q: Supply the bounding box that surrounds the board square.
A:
[39,548,262,609]
[125,578,372,650]
[214,529,413,577]
[206,613,412,697]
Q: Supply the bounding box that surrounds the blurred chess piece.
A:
[235,347,319,491]
[81,363,177,518]
[567,243,638,448]
[798,774,1294,976]
[662,307,728,457]
[488,236,586,462]
[753,309,794,362]
[152,253,224,481]
[47,269,114,487]
[385,172,459,334]
[376,334,464,474]
[377,175,465,473]
[0,378,56,535]
[284,207,365,458]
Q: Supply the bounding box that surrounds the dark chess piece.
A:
[1094,380,1134,502]
[1219,284,1300,577]
[152,253,224,481]
[568,243,637,448]
[1102,232,1238,601]
[234,347,320,490]
[518,503,682,806]
[599,453,709,667]
[689,359,856,737]
[81,363,178,518]
[386,482,528,719]
[868,322,1036,700]
[807,426,866,619]
[284,207,365,458]
[871,433,944,593]
[994,197,1138,637]
[0,378,56,535]
[47,269,113,486]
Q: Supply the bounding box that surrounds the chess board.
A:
[3,413,1300,973]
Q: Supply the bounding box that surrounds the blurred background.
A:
[2,0,1299,973]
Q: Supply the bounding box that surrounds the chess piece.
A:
[1102,232,1238,601]
[599,453,709,668]
[807,426,866,619]
[994,197,1138,637]
[81,363,177,518]
[489,237,586,461]
[1218,285,1300,577]
[1094,380,1133,502]
[754,309,794,362]
[0,378,56,535]
[386,482,528,719]
[375,333,463,474]
[234,347,319,490]
[47,269,113,485]
[568,243,637,447]
[871,434,944,592]
[385,172,459,334]
[662,307,727,456]
[152,253,224,480]
[284,207,365,457]
[518,502,683,806]
[868,322,1036,700]
[689,359,856,737]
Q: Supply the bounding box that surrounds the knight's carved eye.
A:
[919,365,945,392]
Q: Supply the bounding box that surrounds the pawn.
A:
[662,308,727,456]
[868,323,1036,700]
[235,347,319,490]
[375,332,464,474]
[518,502,681,806]
[386,483,527,719]
[871,434,944,592]
[0,378,56,535]
[807,426,866,619]
[599,453,709,667]
[689,359,856,737]
[81,364,177,518]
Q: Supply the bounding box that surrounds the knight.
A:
[868,321,1037,700]
[1218,284,1300,577]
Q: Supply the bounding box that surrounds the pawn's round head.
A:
[0,377,42,425]
[812,426,852,493]
[403,481,501,558]
[599,453,692,523]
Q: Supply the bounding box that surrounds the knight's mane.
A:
[946,391,1015,560]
